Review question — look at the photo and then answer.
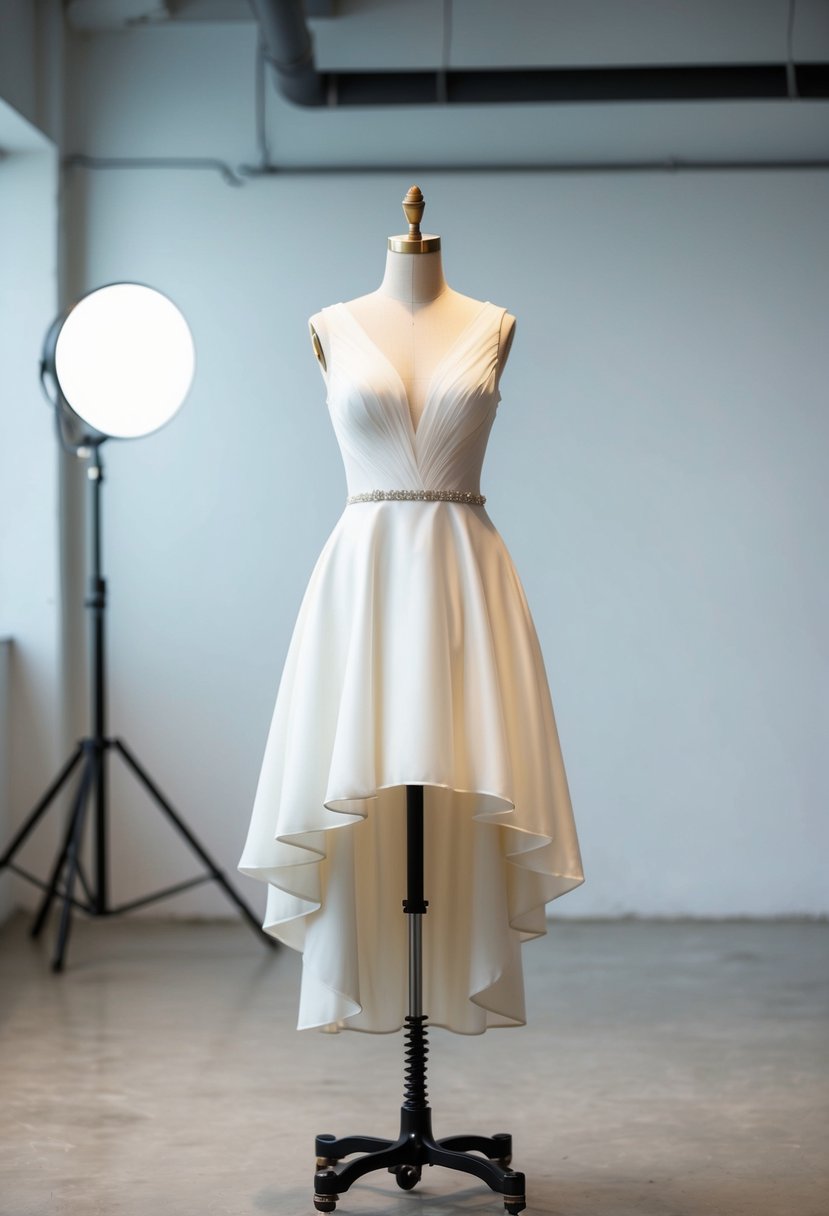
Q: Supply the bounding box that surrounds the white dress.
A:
[238,299,584,1034]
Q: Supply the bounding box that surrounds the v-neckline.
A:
[336,300,492,441]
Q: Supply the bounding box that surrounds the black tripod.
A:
[0,445,274,972]
[313,784,527,1215]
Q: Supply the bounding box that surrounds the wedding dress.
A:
[238,299,584,1033]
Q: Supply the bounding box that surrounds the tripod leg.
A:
[51,748,97,973]
[0,744,86,868]
[113,739,275,945]
[31,748,95,941]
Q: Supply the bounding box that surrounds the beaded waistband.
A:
[347,489,486,506]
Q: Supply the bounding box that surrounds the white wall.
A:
[0,0,64,925]
[0,117,60,923]
[45,19,829,920]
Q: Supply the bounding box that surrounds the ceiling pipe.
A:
[248,0,325,107]
[248,0,829,108]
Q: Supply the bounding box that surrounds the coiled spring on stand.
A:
[402,1014,429,1110]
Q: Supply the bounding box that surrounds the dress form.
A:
[307,188,531,1216]
[309,188,516,434]
[239,182,585,1208]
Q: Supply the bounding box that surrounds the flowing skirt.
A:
[238,500,584,1033]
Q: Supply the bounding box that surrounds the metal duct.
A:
[249,0,829,109]
[248,0,324,107]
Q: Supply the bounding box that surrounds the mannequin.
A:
[308,185,516,433]
[305,187,531,1216]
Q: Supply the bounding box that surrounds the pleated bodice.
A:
[324,300,503,498]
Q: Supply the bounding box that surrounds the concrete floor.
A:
[0,915,826,1216]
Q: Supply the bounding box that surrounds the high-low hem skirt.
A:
[238,500,584,1034]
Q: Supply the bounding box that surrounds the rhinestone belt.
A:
[347,489,486,506]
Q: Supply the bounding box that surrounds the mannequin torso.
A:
[310,249,516,434]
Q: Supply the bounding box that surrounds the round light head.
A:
[43,283,195,442]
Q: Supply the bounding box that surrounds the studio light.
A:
[0,282,272,970]
[41,281,195,445]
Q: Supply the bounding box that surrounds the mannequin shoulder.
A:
[497,310,517,365]
[487,306,516,393]
[308,308,331,372]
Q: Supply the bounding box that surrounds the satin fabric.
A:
[238,300,584,1033]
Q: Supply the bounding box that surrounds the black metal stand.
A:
[0,445,275,972]
[312,784,527,1215]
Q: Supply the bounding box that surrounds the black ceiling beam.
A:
[249,0,829,108]
[796,64,829,97]
[329,63,829,107]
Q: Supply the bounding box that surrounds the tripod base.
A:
[314,1113,525,1215]
[312,1016,526,1214]
[1,734,276,972]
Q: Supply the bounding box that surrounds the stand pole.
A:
[90,447,107,915]
[405,782,426,1018]
[0,445,275,971]
[313,784,527,1214]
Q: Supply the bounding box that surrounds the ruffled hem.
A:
[239,778,584,1034]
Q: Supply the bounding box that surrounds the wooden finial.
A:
[402,185,425,243]
[388,184,441,254]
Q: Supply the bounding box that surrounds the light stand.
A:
[0,283,275,970]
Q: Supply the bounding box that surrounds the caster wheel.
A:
[503,1167,526,1215]
[394,1164,421,1191]
[315,1156,338,1169]
[313,1165,339,1213]
[496,1155,513,1168]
